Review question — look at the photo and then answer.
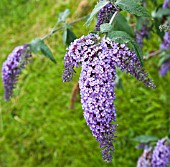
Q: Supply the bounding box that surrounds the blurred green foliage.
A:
[0,0,169,167]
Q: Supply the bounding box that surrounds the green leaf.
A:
[151,0,158,6]
[167,16,170,23]
[115,0,150,17]
[134,135,159,143]
[131,41,144,65]
[108,31,133,43]
[100,23,113,33]
[86,0,110,27]
[158,53,170,67]
[58,9,70,23]
[63,28,76,45]
[108,31,144,65]
[168,130,170,140]
[152,8,170,18]
[114,13,134,37]
[30,38,56,64]
[115,76,124,92]
[30,38,42,53]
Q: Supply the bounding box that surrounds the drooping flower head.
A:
[95,0,116,31]
[137,147,152,167]
[63,33,155,162]
[159,58,170,76]
[152,138,170,167]
[2,44,32,101]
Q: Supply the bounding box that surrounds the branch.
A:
[144,50,161,60]
[41,15,88,40]
[70,82,80,110]
[109,10,119,25]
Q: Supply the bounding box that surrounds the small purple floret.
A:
[2,44,32,101]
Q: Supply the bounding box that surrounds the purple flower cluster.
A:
[2,44,32,101]
[63,34,100,82]
[160,32,170,50]
[160,0,170,50]
[63,33,155,162]
[163,0,170,8]
[137,147,152,167]
[135,21,150,48]
[159,58,170,76]
[95,0,116,31]
[152,138,170,167]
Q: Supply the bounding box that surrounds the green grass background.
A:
[0,0,169,166]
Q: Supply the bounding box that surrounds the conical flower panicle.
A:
[2,44,32,101]
[95,0,116,31]
[63,33,155,162]
[137,147,152,167]
[152,138,170,167]
[102,38,156,88]
[79,43,118,162]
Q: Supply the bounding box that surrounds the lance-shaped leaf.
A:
[63,26,76,45]
[114,13,134,37]
[152,8,170,19]
[100,23,113,33]
[158,53,170,67]
[58,9,70,23]
[108,31,144,65]
[30,38,56,64]
[115,0,150,17]
[86,0,110,27]
[134,135,158,143]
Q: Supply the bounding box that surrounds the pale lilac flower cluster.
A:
[95,0,116,31]
[152,138,170,167]
[2,44,32,101]
[163,0,170,8]
[63,33,155,162]
[137,147,152,167]
[160,32,170,50]
[159,58,170,76]
[135,22,150,48]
